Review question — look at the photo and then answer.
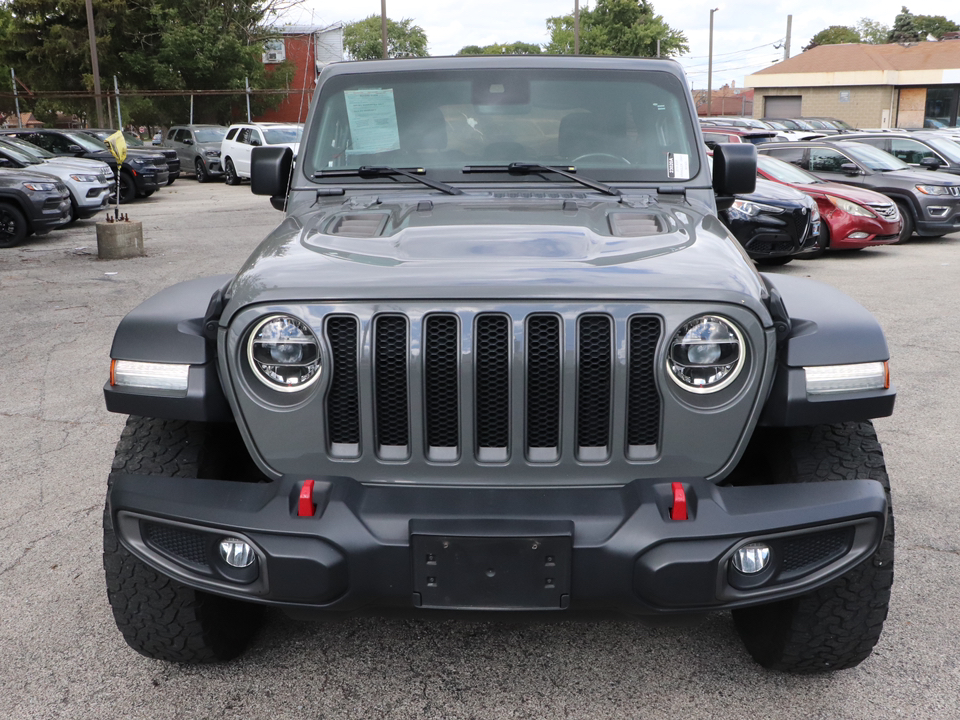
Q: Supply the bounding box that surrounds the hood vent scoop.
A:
[608,213,664,237]
[328,213,389,237]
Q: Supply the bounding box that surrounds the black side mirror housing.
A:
[840,162,861,176]
[251,145,293,207]
[68,144,84,153]
[920,156,941,170]
[713,143,756,209]
[183,138,194,145]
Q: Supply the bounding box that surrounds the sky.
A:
[288,0,960,90]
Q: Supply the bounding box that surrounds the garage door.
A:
[764,96,802,117]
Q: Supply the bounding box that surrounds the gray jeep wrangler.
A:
[102,56,895,673]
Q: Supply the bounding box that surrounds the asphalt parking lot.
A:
[1,180,959,720]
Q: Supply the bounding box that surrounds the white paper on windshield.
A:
[668,152,689,180]
[344,88,401,154]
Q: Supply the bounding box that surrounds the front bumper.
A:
[108,474,887,617]
[915,197,960,236]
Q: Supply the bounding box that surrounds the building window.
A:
[925,86,958,128]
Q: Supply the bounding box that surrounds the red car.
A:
[756,154,903,250]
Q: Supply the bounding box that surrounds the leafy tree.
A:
[1,0,300,125]
[887,7,922,43]
[912,14,959,40]
[343,15,428,60]
[457,42,542,55]
[545,0,688,58]
[803,25,861,51]
[856,18,890,45]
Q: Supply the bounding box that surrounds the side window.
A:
[26,133,57,152]
[808,148,848,173]
[173,129,186,142]
[236,128,251,144]
[250,129,263,146]
[225,128,238,141]
[764,146,806,168]
[889,138,939,165]
[167,129,178,141]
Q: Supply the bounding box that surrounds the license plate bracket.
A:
[411,535,571,610]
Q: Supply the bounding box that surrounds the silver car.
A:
[163,125,227,183]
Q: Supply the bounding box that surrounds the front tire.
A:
[0,202,29,248]
[103,416,264,663]
[118,172,136,204]
[732,421,894,673]
[755,256,792,266]
[195,158,209,183]
[894,201,913,244]
[224,158,240,186]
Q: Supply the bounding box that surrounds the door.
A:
[807,147,865,186]
[887,137,948,170]
[764,96,802,118]
[234,128,254,176]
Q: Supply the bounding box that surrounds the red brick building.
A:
[255,23,344,123]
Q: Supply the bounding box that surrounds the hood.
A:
[39,157,112,174]
[882,168,960,186]
[796,181,894,205]
[223,192,770,323]
[0,167,62,186]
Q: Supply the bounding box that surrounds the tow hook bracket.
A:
[670,482,688,521]
[298,479,316,517]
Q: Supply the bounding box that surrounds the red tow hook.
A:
[298,479,316,517]
[670,482,688,521]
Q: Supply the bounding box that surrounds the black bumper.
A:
[108,474,887,617]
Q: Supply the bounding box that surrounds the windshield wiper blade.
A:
[312,166,463,195]
[462,162,621,196]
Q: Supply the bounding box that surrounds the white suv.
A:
[220,123,302,185]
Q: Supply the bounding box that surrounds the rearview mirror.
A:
[920,156,941,170]
[840,162,861,176]
[251,145,293,209]
[183,138,194,146]
[67,144,84,153]
[713,143,757,208]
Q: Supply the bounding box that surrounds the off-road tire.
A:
[224,158,240,186]
[732,421,894,673]
[103,416,264,663]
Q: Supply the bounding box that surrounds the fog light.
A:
[219,538,255,568]
[847,231,869,239]
[732,543,771,574]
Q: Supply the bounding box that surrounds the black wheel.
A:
[64,199,78,226]
[166,176,176,186]
[732,421,894,673]
[195,158,209,183]
[0,202,28,248]
[118,172,137,204]
[142,189,155,198]
[894,201,913,244]
[224,158,240,186]
[103,416,265,663]
[802,221,828,259]
[755,256,792,266]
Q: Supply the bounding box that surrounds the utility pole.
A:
[575,0,580,55]
[784,15,792,61]
[707,8,718,116]
[114,75,122,128]
[245,77,252,122]
[10,70,22,128]
[381,0,388,59]
[84,0,105,127]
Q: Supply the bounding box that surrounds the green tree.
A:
[343,15,428,60]
[887,7,922,43]
[1,0,299,125]
[856,18,890,44]
[803,25,861,51]
[457,42,542,55]
[912,14,959,40]
[545,0,688,58]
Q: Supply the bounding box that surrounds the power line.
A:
[682,38,785,60]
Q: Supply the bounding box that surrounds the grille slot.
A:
[475,314,510,461]
[781,528,853,574]
[424,314,460,460]
[374,315,410,459]
[627,316,661,458]
[326,316,361,456]
[577,315,613,460]
[526,315,562,462]
[143,522,209,569]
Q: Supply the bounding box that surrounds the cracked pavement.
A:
[1,181,959,719]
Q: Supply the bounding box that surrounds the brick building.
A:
[692,82,754,117]
[255,23,344,124]
[745,41,960,128]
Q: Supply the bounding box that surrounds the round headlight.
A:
[666,315,745,393]
[247,315,321,391]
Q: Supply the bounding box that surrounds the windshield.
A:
[0,143,41,165]
[830,118,855,131]
[65,131,112,152]
[305,67,700,183]
[926,136,960,164]
[757,154,821,184]
[841,142,911,171]
[1,136,53,158]
[264,126,303,144]
[123,131,145,146]
[195,128,227,143]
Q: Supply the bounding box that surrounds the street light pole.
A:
[381,0,388,59]
[574,0,580,55]
[707,8,718,117]
[84,0,105,127]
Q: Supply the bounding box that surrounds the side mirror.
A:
[183,138,194,146]
[713,143,756,209]
[251,145,293,208]
[840,162,861,176]
[67,144,84,153]
[920,156,941,170]
[250,138,262,147]
[0,158,13,167]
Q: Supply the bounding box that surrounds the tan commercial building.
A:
[745,41,960,129]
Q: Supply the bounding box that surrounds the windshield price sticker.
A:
[344,88,401,154]
[668,152,689,180]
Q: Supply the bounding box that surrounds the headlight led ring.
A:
[666,315,745,394]
[247,314,321,392]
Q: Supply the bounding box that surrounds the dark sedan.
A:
[839,131,960,176]
[720,176,822,265]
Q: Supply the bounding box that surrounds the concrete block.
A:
[97,220,144,260]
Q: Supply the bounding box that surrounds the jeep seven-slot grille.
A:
[323,311,662,462]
